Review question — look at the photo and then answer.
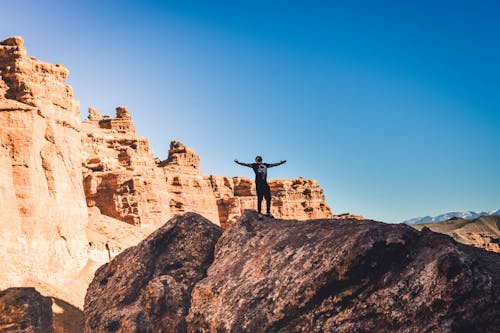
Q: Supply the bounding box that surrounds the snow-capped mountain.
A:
[402,209,500,225]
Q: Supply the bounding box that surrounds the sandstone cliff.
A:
[82,111,334,228]
[0,35,333,313]
[209,175,333,228]
[158,141,221,224]
[0,37,88,292]
[81,106,171,228]
[85,212,500,332]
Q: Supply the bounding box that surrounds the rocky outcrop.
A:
[84,212,500,332]
[209,176,333,228]
[0,36,333,315]
[187,211,500,332]
[413,215,500,253]
[84,213,223,333]
[81,107,171,228]
[0,287,53,333]
[158,141,221,224]
[0,36,88,290]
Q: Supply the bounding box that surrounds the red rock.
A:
[0,36,88,293]
[209,175,333,228]
[158,141,221,224]
[81,107,171,228]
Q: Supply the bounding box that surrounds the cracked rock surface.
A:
[84,213,223,333]
[85,211,499,333]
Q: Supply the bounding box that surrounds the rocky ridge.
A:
[81,107,333,228]
[85,212,500,332]
[82,106,171,228]
[413,215,500,253]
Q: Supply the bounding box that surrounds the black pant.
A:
[256,183,271,214]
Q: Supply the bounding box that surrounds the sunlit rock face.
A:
[81,106,171,228]
[0,36,88,290]
[0,35,333,314]
[158,141,222,225]
[209,175,333,228]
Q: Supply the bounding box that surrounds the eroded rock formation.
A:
[0,36,88,291]
[81,106,171,228]
[0,35,333,313]
[209,175,333,228]
[82,115,334,228]
[0,287,53,333]
[158,141,221,224]
[84,213,223,333]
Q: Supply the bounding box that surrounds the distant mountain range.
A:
[402,209,500,225]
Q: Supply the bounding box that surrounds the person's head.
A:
[255,155,263,164]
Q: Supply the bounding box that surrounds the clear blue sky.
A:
[3,0,499,222]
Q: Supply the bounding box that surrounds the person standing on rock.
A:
[234,156,286,220]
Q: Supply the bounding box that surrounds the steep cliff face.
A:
[0,37,88,290]
[158,141,221,225]
[82,129,334,229]
[81,106,171,228]
[0,35,333,312]
[209,175,333,228]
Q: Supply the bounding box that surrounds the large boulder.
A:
[187,211,500,332]
[0,287,53,333]
[84,213,223,333]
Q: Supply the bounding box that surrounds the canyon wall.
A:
[81,110,334,228]
[158,141,221,224]
[0,36,333,309]
[209,175,333,228]
[81,106,171,228]
[0,37,88,290]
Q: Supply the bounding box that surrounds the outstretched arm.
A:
[268,160,287,168]
[234,159,253,167]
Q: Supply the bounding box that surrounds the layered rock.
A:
[81,107,171,228]
[0,37,88,290]
[187,212,500,332]
[84,213,223,333]
[158,141,221,224]
[209,175,333,228]
[413,215,500,253]
[0,287,53,333]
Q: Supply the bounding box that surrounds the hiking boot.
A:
[265,213,274,219]
[258,213,263,220]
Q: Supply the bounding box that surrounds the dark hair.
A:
[255,155,262,162]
